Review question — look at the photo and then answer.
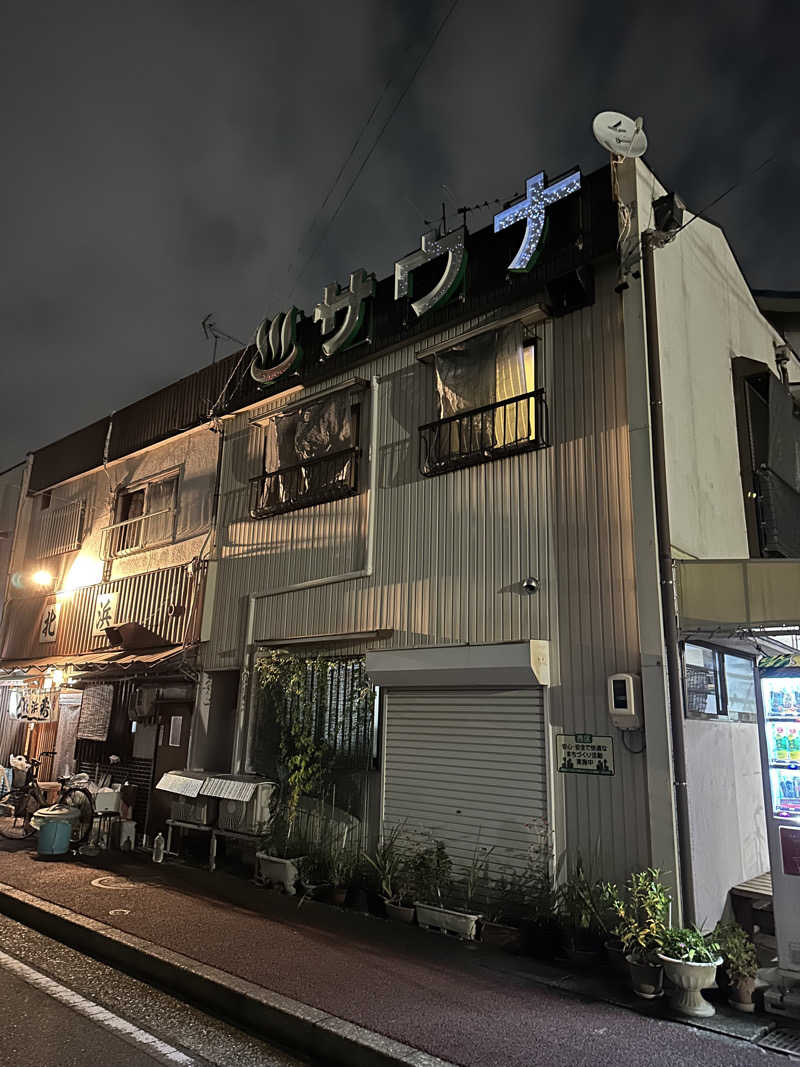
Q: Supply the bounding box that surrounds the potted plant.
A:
[712,921,759,1012]
[410,837,481,940]
[613,869,671,997]
[557,857,609,963]
[255,805,309,894]
[480,867,530,949]
[658,927,722,1018]
[363,822,415,922]
[519,847,564,960]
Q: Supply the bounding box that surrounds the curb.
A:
[0,881,454,1067]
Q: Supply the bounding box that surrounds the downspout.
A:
[641,229,696,923]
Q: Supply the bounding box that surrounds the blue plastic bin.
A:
[31,805,79,856]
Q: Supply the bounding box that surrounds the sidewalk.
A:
[0,835,784,1067]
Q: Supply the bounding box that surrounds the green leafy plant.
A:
[363,821,414,904]
[712,921,758,984]
[613,868,671,962]
[459,829,494,912]
[406,837,453,906]
[660,926,721,964]
[557,855,612,938]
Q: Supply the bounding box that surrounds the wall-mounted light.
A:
[31,570,54,588]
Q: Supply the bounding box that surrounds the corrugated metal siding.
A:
[29,418,109,494]
[208,261,649,884]
[382,689,547,873]
[547,264,649,882]
[1,563,202,659]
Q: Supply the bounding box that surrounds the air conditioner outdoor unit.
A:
[199,775,276,835]
[155,769,218,826]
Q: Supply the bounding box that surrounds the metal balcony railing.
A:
[249,447,361,518]
[100,507,175,560]
[419,388,549,476]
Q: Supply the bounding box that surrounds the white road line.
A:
[0,948,195,1065]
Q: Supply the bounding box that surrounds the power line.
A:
[288,0,462,299]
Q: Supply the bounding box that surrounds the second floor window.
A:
[33,498,85,558]
[250,386,363,518]
[103,473,178,558]
[419,322,548,476]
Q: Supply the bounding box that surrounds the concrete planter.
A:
[415,902,480,941]
[385,901,415,924]
[657,953,722,1018]
[481,921,521,951]
[255,852,303,895]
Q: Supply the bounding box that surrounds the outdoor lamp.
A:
[31,569,54,588]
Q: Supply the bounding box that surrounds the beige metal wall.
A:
[208,262,650,883]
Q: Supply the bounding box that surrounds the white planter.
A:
[255,852,303,895]
[658,953,722,1018]
[415,902,480,941]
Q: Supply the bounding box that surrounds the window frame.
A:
[418,321,548,477]
[105,469,180,558]
[249,381,367,519]
[682,640,758,723]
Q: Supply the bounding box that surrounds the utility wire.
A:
[667,154,776,240]
[288,0,462,299]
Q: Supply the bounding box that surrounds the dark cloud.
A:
[1,0,797,468]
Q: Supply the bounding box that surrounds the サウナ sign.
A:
[556,733,614,776]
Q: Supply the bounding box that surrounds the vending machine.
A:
[758,654,800,1014]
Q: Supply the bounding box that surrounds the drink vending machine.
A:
[758,653,800,1017]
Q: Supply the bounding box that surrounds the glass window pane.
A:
[168,715,182,747]
[724,654,757,718]
[684,643,719,715]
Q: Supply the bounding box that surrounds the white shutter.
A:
[382,688,547,874]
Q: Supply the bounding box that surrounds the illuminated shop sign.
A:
[250,166,581,385]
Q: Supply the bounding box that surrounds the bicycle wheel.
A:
[0,790,40,839]
[61,788,94,846]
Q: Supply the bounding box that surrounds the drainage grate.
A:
[760,1028,800,1058]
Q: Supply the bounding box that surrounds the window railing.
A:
[35,500,85,558]
[100,507,175,560]
[419,388,549,477]
[249,447,361,518]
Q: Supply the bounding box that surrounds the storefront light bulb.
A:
[32,569,54,587]
[51,669,65,687]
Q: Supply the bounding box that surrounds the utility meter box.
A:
[608,674,641,730]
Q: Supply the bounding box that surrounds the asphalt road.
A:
[0,915,305,1067]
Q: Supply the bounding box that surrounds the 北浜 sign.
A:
[250,165,582,385]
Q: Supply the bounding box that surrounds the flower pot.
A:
[728,977,757,1013]
[657,953,722,1018]
[331,885,348,907]
[385,901,415,924]
[564,927,604,966]
[605,938,629,979]
[415,902,480,941]
[626,955,664,999]
[481,921,521,951]
[255,852,303,895]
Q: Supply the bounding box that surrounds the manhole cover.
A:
[760,1027,800,1057]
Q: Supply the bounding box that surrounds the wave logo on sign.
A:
[250,307,303,384]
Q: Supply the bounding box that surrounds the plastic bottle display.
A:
[789,729,800,763]
[774,726,788,762]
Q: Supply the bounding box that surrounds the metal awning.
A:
[0,649,123,677]
[155,771,206,797]
[199,775,264,802]
[675,559,800,634]
[108,646,184,672]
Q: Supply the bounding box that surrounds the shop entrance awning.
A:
[0,645,185,678]
[0,649,123,677]
[675,558,800,634]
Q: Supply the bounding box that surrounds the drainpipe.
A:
[641,229,696,924]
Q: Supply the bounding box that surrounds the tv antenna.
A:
[201,314,245,364]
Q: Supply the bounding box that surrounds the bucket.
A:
[31,805,80,856]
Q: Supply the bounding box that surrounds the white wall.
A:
[638,164,781,559]
[685,717,768,925]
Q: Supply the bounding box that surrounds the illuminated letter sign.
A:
[250,307,303,384]
[394,227,467,317]
[494,170,581,272]
[314,268,375,358]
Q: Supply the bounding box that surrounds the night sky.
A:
[2,1,798,469]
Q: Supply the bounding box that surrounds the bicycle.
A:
[0,750,95,846]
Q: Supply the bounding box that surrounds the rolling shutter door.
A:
[382,688,547,872]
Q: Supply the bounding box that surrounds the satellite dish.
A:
[592,111,647,158]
